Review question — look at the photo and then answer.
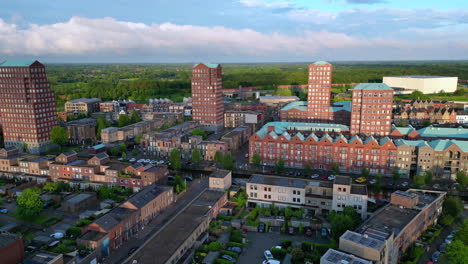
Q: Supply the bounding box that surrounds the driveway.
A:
[237,231,329,264]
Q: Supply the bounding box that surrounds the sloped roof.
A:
[391,125,416,135]
[330,101,352,112]
[417,126,468,139]
[126,186,171,208]
[281,101,307,111]
[428,139,468,151]
[255,122,349,138]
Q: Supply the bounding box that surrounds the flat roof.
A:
[352,83,393,91]
[65,193,95,205]
[0,233,21,247]
[129,190,225,264]
[351,185,368,195]
[0,60,37,67]
[249,174,307,189]
[359,204,419,237]
[79,230,107,242]
[24,251,62,264]
[321,249,372,264]
[341,230,385,251]
[334,176,351,185]
[210,169,231,179]
[385,75,456,79]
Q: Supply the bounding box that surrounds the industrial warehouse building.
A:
[383,76,458,94]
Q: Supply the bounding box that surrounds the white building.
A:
[456,110,468,124]
[332,176,368,219]
[383,76,458,95]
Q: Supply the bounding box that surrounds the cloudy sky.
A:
[0,0,467,62]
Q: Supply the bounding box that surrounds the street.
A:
[103,179,208,264]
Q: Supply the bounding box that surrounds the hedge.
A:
[220,250,239,259]
[215,258,234,264]
[208,241,223,251]
[301,242,313,253]
[281,239,292,248]
[227,242,244,248]
[271,248,288,259]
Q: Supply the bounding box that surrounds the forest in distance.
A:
[46,61,468,111]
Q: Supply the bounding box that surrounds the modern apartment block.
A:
[307,61,333,122]
[0,60,57,154]
[65,98,102,113]
[325,189,446,264]
[64,118,97,145]
[191,63,224,132]
[350,83,394,136]
[246,174,367,217]
[101,119,167,144]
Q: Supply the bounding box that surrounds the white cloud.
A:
[239,0,293,8]
[0,16,466,61]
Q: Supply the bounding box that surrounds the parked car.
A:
[305,227,313,237]
[263,260,281,264]
[432,184,440,189]
[320,175,328,180]
[128,247,138,256]
[48,240,60,247]
[387,181,395,187]
[258,222,266,233]
[355,177,366,183]
[129,158,136,162]
[264,250,273,260]
[369,179,376,184]
[0,208,8,214]
[328,175,336,181]
[227,247,242,253]
[288,226,294,235]
[50,232,64,239]
[311,174,319,179]
[185,176,193,181]
[439,243,447,253]
[431,251,440,262]
[451,183,459,190]
[321,227,328,237]
[221,255,236,262]
[245,153,249,158]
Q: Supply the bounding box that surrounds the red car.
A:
[320,175,328,180]
[305,227,313,236]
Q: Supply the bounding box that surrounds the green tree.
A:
[132,149,138,156]
[119,142,127,152]
[22,142,28,153]
[191,148,202,162]
[424,171,433,184]
[110,147,120,157]
[214,151,224,164]
[96,115,110,139]
[298,223,303,234]
[135,134,143,145]
[343,206,361,228]
[275,158,285,173]
[17,188,44,218]
[251,153,261,167]
[169,149,182,170]
[331,163,340,174]
[51,126,68,146]
[43,182,58,193]
[444,240,468,264]
[409,90,428,100]
[443,196,463,218]
[304,164,312,175]
[413,174,425,186]
[130,109,141,124]
[190,128,208,139]
[117,114,131,127]
[223,154,234,170]
[67,227,82,238]
[330,214,354,240]
[454,218,468,244]
[121,152,127,160]
[392,169,400,182]
[361,168,369,178]
[456,171,468,188]
[291,247,305,262]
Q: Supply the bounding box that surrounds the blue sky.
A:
[0,0,467,62]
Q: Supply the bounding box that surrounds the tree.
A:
[191,148,202,162]
[190,128,208,139]
[291,247,305,262]
[121,152,127,160]
[304,164,312,175]
[130,109,141,124]
[298,223,304,234]
[51,126,68,146]
[330,214,354,240]
[360,168,369,178]
[132,149,138,156]
[331,163,340,174]
[343,206,361,228]
[409,90,428,100]
[214,151,224,164]
[275,158,285,173]
[456,171,468,188]
[117,114,131,127]
[444,240,468,264]
[119,142,127,152]
[110,147,119,157]
[22,142,28,153]
[424,171,433,184]
[17,188,44,218]
[43,182,58,193]
[96,115,110,139]
[135,134,143,145]
[443,196,463,218]
[169,149,182,170]
[67,227,82,238]
[251,153,261,167]
[454,218,468,244]
[373,173,383,193]
[413,174,425,186]
[392,169,400,182]
[223,154,234,170]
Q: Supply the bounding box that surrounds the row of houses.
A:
[321,189,446,264]
[0,147,168,192]
[101,118,171,144]
[249,122,468,179]
[393,107,458,126]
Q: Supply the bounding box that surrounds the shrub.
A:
[271,248,288,259]
[217,215,234,221]
[313,243,331,255]
[215,259,234,264]
[220,250,238,259]
[291,247,305,263]
[301,241,313,252]
[198,244,209,253]
[280,239,292,248]
[67,227,82,238]
[227,242,243,248]
[208,241,223,251]
[230,233,243,243]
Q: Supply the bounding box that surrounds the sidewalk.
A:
[104,179,208,264]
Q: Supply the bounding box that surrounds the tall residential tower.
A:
[191,63,224,132]
[307,61,333,122]
[0,61,57,153]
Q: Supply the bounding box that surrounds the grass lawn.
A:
[9,212,53,225]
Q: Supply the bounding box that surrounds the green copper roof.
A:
[313,61,330,65]
[429,139,468,151]
[391,125,416,135]
[417,126,468,139]
[193,63,219,68]
[255,122,349,138]
[281,100,351,113]
[394,139,428,147]
[0,60,36,67]
[352,83,393,91]
[281,101,307,111]
[330,101,351,112]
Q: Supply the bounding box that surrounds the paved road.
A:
[104,179,208,264]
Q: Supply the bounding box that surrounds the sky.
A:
[0,0,467,63]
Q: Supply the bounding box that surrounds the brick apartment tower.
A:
[350,83,394,136]
[307,61,333,122]
[0,61,57,154]
[191,63,224,132]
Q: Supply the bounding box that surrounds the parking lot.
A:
[237,231,329,264]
